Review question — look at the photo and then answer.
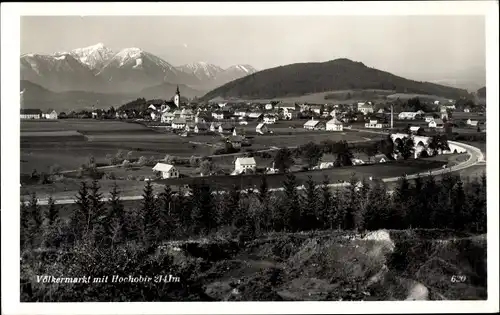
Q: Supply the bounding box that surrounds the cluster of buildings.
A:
[20,109,58,120]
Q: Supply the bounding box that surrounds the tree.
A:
[332,140,353,167]
[137,156,148,167]
[126,151,134,161]
[116,149,126,161]
[46,196,58,226]
[107,182,127,244]
[301,176,319,230]
[364,181,391,230]
[88,179,105,243]
[274,148,294,173]
[300,142,323,169]
[20,198,30,248]
[428,135,450,156]
[27,192,43,247]
[49,164,62,176]
[451,178,468,230]
[189,156,200,168]
[257,175,270,230]
[319,176,334,229]
[199,159,214,176]
[391,176,412,229]
[73,181,90,238]
[342,175,359,231]
[190,181,216,235]
[88,155,96,169]
[363,143,378,163]
[158,186,176,240]
[396,136,415,160]
[142,180,158,244]
[378,135,395,159]
[282,173,301,231]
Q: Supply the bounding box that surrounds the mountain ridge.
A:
[201,58,470,101]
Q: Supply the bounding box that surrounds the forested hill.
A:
[201,58,470,101]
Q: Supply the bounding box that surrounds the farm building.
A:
[212,111,225,120]
[43,109,58,120]
[263,115,277,124]
[424,115,435,123]
[210,122,221,132]
[467,119,479,127]
[365,120,389,129]
[152,163,179,179]
[248,112,263,120]
[233,157,257,175]
[326,117,343,131]
[172,118,187,130]
[20,109,42,120]
[256,123,268,134]
[228,135,244,149]
[429,119,444,129]
[409,126,424,134]
[218,124,235,134]
[234,110,247,117]
[304,119,324,130]
[180,108,194,120]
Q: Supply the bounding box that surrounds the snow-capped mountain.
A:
[20,53,101,92]
[96,47,201,93]
[20,43,258,93]
[177,62,224,82]
[70,43,115,72]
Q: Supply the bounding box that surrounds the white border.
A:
[2,2,499,314]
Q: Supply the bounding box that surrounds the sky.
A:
[20,15,485,81]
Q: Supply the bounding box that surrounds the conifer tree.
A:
[107,182,127,243]
[20,198,31,248]
[451,178,468,230]
[88,179,105,242]
[74,181,90,238]
[27,192,43,247]
[282,173,301,232]
[191,181,216,235]
[364,181,391,230]
[343,175,359,231]
[257,175,271,231]
[390,176,412,229]
[46,196,58,226]
[158,185,175,239]
[302,176,319,230]
[142,180,159,244]
[320,176,333,229]
[227,185,242,227]
[422,173,440,228]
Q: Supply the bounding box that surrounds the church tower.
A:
[174,85,181,108]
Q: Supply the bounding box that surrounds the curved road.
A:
[33,139,484,205]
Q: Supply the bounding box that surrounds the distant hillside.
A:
[477,86,486,98]
[201,58,470,101]
[20,80,200,112]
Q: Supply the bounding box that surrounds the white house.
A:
[218,102,227,108]
[464,108,471,113]
[326,118,343,131]
[265,103,274,110]
[303,119,324,130]
[248,112,263,119]
[409,126,424,134]
[212,112,224,120]
[172,118,187,130]
[467,119,479,127]
[373,154,388,163]
[319,162,335,169]
[150,112,157,120]
[152,163,179,179]
[148,104,157,111]
[429,118,444,129]
[162,112,175,123]
[43,109,58,120]
[256,123,268,134]
[424,115,435,123]
[234,110,247,117]
[398,112,419,120]
[434,100,440,105]
[365,120,389,129]
[357,102,374,115]
[233,157,257,174]
[180,108,194,120]
[194,123,208,133]
[263,115,277,124]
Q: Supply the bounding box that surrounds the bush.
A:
[49,164,62,175]
[127,175,136,181]
[189,155,200,167]
[137,156,148,167]
[122,160,131,169]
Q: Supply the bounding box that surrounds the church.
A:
[160,86,188,123]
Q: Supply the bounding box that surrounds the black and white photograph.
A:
[1,1,499,314]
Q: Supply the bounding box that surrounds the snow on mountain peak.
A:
[70,43,115,71]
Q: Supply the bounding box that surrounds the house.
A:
[309,105,323,115]
[20,109,42,119]
[212,111,225,120]
[180,108,194,120]
[150,112,157,120]
[43,109,58,120]
[351,158,365,165]
[373,154,389,163]
[256,123,268,134]
[218,123,235,134]
[218,102,227,108]
[398,112,419,120]
[209,122,221,132]
[365,120,389,129]
[171,118,187,130]
[424,115,435,123]
[161,112,175,123]
[303,119,324,130]
[194,115,206,124]
[233,157,257,174]
[464,108,471,113]
[429,118,444,129]
[148,104,157,111]
[467,119,479,127]
[265,103,274,110]
[152,163,179,179]
[357,102,374,115]
[248,112,263,120]
[263,115,277,124]
[234,110,247,117]
[434,100,440,105]
[326,118,343,131]
[445,104,456,110]
[440,106,449,120]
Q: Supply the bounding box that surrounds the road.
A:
[32,138,484,206]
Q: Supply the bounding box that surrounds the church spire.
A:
[176,85,180,95]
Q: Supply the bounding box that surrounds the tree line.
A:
[20,171,486,301]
